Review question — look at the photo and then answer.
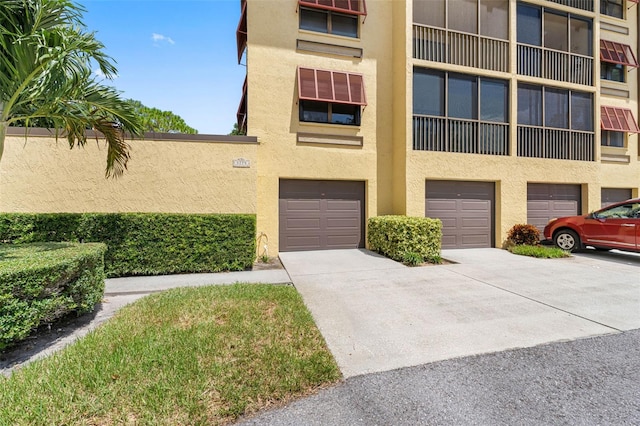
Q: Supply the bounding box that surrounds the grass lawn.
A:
[508,244,570,259]
[0,284,341,425]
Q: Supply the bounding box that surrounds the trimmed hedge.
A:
[0,213,256,277]
[0,242,106,350]
[368,216,442,264]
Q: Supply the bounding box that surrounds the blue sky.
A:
[81,0,244,135]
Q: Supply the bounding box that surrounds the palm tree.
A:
[0,0,143,178]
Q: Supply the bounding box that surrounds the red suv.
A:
[543,198,640,253]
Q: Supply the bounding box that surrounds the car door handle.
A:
[621,224,635,227]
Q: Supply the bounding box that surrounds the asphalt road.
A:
[239,329,640,425]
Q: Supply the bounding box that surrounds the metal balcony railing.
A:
[517,44,593,86]
[413,24,509,72]
[547,0,593,12]
[517,125,594,161]
[413,115,509,156]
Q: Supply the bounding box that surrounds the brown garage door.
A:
[601,188,632,208]
[279,179,365,251]
[527,184,581,234]
[425,181,494,249]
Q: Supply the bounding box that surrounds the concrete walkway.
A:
[279,248,640,378]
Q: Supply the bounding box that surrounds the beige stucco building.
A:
[1,0,639,257]
[236,0,640,253]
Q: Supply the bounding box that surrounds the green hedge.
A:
[0,243,106,350]
[368,216,442,264]
[0,213,256,277]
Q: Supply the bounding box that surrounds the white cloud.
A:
[152,33,175,45]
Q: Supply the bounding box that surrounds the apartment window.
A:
[601,63,625,82]
[413,68,509,155]
[516,3,593,85]
[601,0,623,18]
[601,130,625,147]
[298,0,366,38]
[300,8,358,37]
[600,40,639,83]
[600,106,640,147]
[414,0,508,39]
[517,4,592,56]
[517,84,595,161]
[298,67,366,127]
[518,84,593,131]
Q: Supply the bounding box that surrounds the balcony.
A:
[547,0,593,12]
[517,126,594,161]
[517,44,593,86]
[413,115,509,156]
[413,24,509,73]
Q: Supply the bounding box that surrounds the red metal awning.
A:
[601,106,640,133]
[297,67,367,106]
[237,76,247,132]
[600,40,639,68]
[236,0,247,64]
[298,0,367,16]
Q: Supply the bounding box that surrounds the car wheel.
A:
[554,229,581,252]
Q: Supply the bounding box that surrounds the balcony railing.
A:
[517,126,594,161]
[413,115,509,156]
[517,44,593,86]
[413,24,509,72]
[547,0,593,12]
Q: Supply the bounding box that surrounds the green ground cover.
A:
[0,284,340,425]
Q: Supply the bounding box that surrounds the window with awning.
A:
[298,67,366,105]
[299,0,367,16]
[600,40,639,68]
[601,106,640,133]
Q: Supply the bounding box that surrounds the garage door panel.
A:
[284,200,323,211]
[426,181,494,249]
[284,218,321,230]
[280,180,364,252]
[461,234,491,246]
[527,184,581,235]
[602,188,632,208]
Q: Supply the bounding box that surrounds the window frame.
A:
[299,100,362,126]
[601,62,626,82]
[600,0,624,19]
[601,130,626,147]
[517,83,594,132]
[516,4,593,57]
[299,6,360,38]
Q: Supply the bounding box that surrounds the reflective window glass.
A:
[544,12,568,52]
[480,0,508,39]
[517,84,542,126]
[448,74,478,119]
[517,4,541,46]
[413,69,444,116]
[480,79,508,122]
[570,92,593,131]
[545,88,569,129]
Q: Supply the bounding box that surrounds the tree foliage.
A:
[229,123,246,136]
[0,0,143,178]
[126,100,197,134]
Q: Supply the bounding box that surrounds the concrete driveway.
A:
[279,248,640,378]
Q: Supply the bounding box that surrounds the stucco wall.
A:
[0,129,258,214]
[246,0,395,253]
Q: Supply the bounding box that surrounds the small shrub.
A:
[507,224,540,246]
[402,251,423,266]
[368,216,442,264]
[0,242,106,350]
